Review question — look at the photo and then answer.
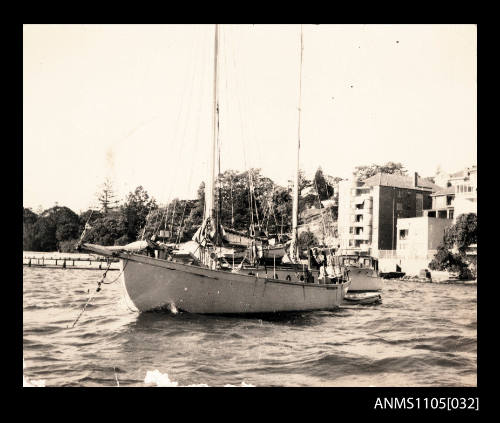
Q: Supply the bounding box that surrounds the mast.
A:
[290,24,304,262]
[205,24,220,225]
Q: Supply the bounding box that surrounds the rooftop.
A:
[362,173,443,192]
[449,165,477,179]
[431,186,455,196]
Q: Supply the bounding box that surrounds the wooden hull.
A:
[346,266,384,292]
[118,253,349,314]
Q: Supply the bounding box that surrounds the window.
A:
[399,229,408,240]
[449,210,454,220]
[355,227,363,235]
[349,227,354,234]
[396,202,403,211]
[446,196,453,206]
[355,215,363,222]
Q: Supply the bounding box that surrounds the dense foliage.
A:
[23,206,81,252]
[354,161,408,181]
[23,167,339,252]
[314,167,335,201]
[428,213,477,279]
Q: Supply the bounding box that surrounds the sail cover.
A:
[192,217,227,246]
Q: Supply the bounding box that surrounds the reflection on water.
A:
[23,266,477,387]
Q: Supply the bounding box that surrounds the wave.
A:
[143,369,255,387]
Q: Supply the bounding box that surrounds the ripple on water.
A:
[22,266,477,387]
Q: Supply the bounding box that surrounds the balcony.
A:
[353,233,371,241]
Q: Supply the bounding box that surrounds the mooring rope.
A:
[69,258,130,328]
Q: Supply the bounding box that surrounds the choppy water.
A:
[23,262,477,387]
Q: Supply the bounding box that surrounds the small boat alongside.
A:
[343,292,382,305]
[341,254,384,292]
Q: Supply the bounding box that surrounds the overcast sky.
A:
[23,24,477,213]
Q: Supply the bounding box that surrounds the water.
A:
[23,263,477,387]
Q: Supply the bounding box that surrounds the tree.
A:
[298,230,318,251]
[121,186,158,242]
[314,167,334,201]
[97,178,120,215]
[288,169,312,195]
[23,208,38,251]
[26,206,81,251]
[444,213,477,254]
[354,162,408,181]
[428,213,477,279]
[79,209,103,233]
[84,214,128,246]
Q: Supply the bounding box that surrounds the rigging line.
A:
[169,200,177,242]
[78,209,94,244]
[161,28,202,208]
[153,203,169,238]
[313,177,327,242]
[140,202,155,240]
[235,26,262,179]
[228,27,248,173]
[252,176,261,230]
[228,27,262,232]
[175,200,189,245]
[185,27,209,199]
[160,34,196,204]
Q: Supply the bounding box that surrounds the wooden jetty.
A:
[23,254,120,271]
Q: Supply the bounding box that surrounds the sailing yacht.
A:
[80,24,350,314]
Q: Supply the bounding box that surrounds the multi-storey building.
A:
[396,216,453,258]
[338,172,441,258]
[425,165,477,222]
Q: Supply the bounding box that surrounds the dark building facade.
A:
[339,172,440,256]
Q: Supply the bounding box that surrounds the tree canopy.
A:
[354,162,408,181]
[444,213,477,254]
[24,167,343,252]
[314,167,335,201]
[428,213,477,279]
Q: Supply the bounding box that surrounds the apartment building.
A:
[397,216,453,258]
[338,172,441,258]
[425,165,477,222]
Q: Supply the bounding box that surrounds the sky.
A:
[23,24,477,213]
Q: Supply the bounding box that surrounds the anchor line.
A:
[69,258,130,328]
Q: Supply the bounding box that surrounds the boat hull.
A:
[119,253,349,314]
[346,266,383,292]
